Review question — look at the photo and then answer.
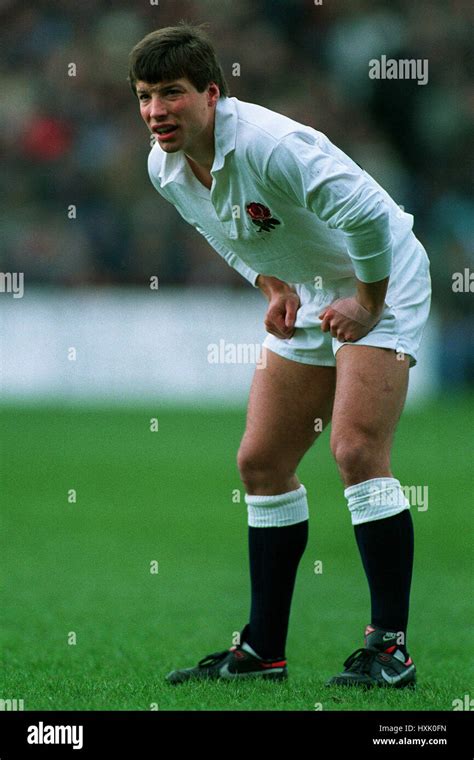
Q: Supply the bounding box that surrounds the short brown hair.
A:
[127,21,229,98]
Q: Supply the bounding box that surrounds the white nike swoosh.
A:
[219,662,237,679]
[381,665,415,685]
[219,662,285,679]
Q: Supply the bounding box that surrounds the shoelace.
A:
[198,647,234,668]
[343,647,380,674]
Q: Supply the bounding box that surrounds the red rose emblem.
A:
[246,203,271,220]
[245,202,281,233]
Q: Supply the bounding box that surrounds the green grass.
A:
[1,396,473,711]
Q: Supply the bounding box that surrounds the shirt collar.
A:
[157,96,238,188]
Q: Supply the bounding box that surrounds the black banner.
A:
[0,710,472,757]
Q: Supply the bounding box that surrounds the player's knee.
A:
[237,446,272,483]
[331,431,383,481]
[237,446,292,492]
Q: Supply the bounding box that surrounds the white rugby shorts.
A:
[262,240,431,368]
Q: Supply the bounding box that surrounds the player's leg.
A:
[328,345,416,687]
[330,344,409,485]
[237,347,336,663]
[166,347,336,683]
[237,347,336,494]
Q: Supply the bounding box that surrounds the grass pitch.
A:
[1,396,472,711]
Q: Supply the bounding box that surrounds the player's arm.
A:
[194,232,299,338]
[266,133,394,341]
[356,276,389,316]
[194,226,260,286]
[196,230,300,338]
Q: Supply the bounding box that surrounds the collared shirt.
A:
[147,96,418,287]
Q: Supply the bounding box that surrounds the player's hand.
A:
[318,296,383,342]
[256,275,300,339]
[264,290,301,339]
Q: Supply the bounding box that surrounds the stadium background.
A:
[1,0,473,711]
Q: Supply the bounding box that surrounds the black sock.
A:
[354,510,414,654]
[247,520,308,660]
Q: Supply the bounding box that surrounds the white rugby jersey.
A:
[147,95,419,287]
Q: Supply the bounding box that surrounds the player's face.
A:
[136,77,219,156]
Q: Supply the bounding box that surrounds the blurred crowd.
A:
[1,0,473,385]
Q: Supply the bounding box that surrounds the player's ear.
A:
[207,82,220,103]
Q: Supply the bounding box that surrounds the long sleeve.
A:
[265,133,393,283]
[195,226,260,287]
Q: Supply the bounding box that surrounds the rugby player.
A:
[128,22,431,688]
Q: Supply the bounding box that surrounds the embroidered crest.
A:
[246,202,281,233]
